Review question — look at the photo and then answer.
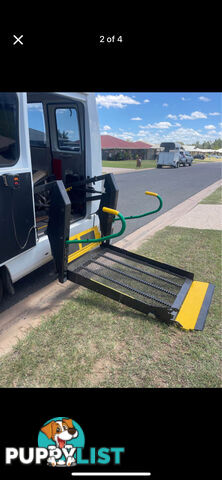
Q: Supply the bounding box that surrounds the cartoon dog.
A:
[41,418,78,467]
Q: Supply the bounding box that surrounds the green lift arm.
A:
[113,191,163,222]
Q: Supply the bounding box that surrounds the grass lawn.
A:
[0,227,221,389]
[102,159,156,169]
[193,156,222,164]
[200,186,222,204]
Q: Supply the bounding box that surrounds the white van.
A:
[0,94,215,331]
[0,92,102,302]
[157,142,181,168]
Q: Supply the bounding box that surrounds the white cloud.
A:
[118,132,135,141]
[153,122,172,129]
[96,94,140,109]
[27,103,44,111]
[137,130,147,137]
[131,117,142,121]
[198,96,211,102]
[167,114,177,120]
[192,111,208,119]
[204,125,216,130]
[179,114,192,120]
[140,121,172,129]
[209,112,221,116]
[162,103,168,107]
[103,125,111,130]
[143,125,222,145]
[181,97,191,101]
[179,111,207,120]
[144,99,150,103]
[171,127,202,138]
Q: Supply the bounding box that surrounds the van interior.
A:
[27,93,86,236]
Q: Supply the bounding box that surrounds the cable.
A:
[10,188,36,250]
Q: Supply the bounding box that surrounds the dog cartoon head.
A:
[41,418,78,449]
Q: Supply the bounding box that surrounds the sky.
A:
[96,92,222,145]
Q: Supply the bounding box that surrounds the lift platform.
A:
[46,175,214,331]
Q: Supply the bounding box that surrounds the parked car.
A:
[179,150,187,166]
[184,151,193,166]
[193,153,205,159]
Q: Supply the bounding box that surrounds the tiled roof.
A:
[101,135,152,149]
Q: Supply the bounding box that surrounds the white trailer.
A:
[157,142,181,168]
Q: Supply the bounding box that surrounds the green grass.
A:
[200,186,222,204]
[193,156,222,163]
[102,159,156,169]
[0,227,221,388]
[102,157,221,169]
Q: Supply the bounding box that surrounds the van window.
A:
[55,108,81,152]
[0,93,19,166]
[28,103,46,147]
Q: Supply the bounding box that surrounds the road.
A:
[114,162,222,240]
[0,162,221,315]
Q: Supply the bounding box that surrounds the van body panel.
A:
[4,213,100,283]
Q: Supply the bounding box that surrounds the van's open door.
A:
[47,100,86,219]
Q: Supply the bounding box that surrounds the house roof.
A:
[101,135,152,149]
[132,141,152,149]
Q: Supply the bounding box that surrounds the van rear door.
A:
[47,101,86,219]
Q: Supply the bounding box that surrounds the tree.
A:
[58,129,69,139]
[194,138,222,150]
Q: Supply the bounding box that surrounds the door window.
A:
[55,108,81,152]
[0,93,19,166]
[27,103,46,147]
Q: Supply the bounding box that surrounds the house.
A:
[101,135,152,160]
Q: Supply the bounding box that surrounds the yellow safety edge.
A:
[68,226,101,263]
[174,281,210,330]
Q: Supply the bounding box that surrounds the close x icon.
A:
[12,34,24,45]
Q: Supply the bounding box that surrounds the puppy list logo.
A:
[5,417,125,468]
[38,417,84,467]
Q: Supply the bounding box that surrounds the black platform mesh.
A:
[68,247,185,308]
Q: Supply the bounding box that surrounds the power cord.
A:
[10,188,36,250]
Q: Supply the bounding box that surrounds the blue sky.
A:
[96,92,222,145]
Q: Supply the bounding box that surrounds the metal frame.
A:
[192,283,215,331]
[43,175,214,331]
[67,268,174,323]
[67,243,195,326]
[104,244,194,280]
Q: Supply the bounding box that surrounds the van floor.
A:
[36,213,82,237]
[36,215,49,236]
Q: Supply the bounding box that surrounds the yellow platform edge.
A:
[175,281,210,330]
